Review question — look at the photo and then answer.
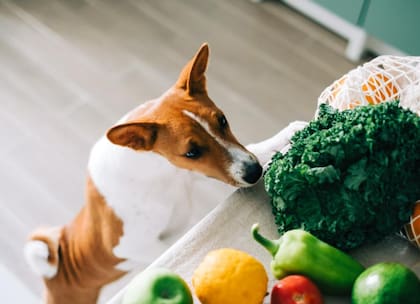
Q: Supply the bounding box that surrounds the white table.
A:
[107,181,420,304]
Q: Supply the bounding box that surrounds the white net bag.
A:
[316,55,420,249]
[317,55,420,115]
[404,201,420,248]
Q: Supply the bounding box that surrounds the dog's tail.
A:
[24,226,62,279]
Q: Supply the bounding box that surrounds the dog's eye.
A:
[185,147,202,159]
[218,115,228,128]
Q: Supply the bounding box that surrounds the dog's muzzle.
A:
[242,162,263,185]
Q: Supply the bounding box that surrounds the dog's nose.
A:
[242,162,263,184]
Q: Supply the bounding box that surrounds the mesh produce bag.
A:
[404,201,420,248]
[317,55,420,115]
[316,55,420,249]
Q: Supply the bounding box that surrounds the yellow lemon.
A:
[192,248,268,304]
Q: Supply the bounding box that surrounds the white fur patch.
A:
[86,112,306,272]
[24,241,58,279]
[182,110,228,148]
[88,136,233,270]
[182,110,258,186]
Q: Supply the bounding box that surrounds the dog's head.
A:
[107,44,262,187]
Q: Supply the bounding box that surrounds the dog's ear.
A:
[176,43,209,95]
[107,122,160,151]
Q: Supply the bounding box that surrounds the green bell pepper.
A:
[252,223,365,295]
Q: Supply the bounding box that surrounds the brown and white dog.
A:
[24,44,306,304]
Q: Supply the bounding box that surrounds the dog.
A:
[24,44,306,304]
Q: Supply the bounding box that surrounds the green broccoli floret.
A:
[264,101,420,251]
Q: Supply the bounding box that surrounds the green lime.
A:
[352,262,420,304]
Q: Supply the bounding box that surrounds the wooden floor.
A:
[0,0,357,302]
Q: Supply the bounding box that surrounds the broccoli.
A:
[264,101,420,251]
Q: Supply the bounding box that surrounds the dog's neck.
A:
[88,135,233,268]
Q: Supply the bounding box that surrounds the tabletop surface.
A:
[107,182,420,304]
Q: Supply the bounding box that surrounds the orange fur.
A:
[107,44,250,186]
[27,44,260,303]
[30,177,125,304]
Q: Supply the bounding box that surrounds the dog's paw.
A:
[284,120,308,140]
[246,120,309,166]
[24,240,59,279]
[269,120,308,147]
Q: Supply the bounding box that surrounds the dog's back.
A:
[24,44,262,303]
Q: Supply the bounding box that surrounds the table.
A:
[107,181,420,304]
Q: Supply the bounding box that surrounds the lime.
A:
[352,262,420,304]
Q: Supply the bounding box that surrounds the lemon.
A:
[352,262,420,304]
[192,248,268,304]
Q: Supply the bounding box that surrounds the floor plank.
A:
[0,0,357,302]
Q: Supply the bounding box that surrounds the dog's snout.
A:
[227,148,263,187]
[242,162,263,184]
